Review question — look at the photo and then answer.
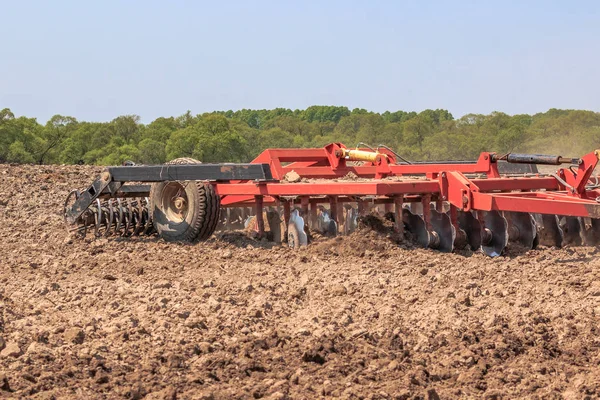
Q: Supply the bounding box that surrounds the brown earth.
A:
[1,164,600,399]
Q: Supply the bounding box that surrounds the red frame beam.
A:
[217,143,600,219]
[472,191,600,218]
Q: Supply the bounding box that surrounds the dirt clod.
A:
[330,283,348,296]
[0,373,10,392]
[64,328,85,344]
[283,171,301,183]
[0,343,21,358]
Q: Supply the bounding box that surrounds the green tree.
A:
[494,114,532,153]
[110,115,141,144]
[98,144,141,165]
[37,115,78,164]
[402,114,434,153]
[1,106,599,166]
[301,106,351,123]
[176,110,198,129]
[7,141,35,163]
[166,127,198,160]
[0,108,17,162]
[259,127,295,149]
[139,138,166,164]
[144,117,179,142]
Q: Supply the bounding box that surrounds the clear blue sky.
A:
[1,0,599,123]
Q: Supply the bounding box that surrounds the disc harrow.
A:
[64,191,153,238]
[64,143,600,256]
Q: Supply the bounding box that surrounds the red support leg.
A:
[282,200,291,243]
[449,204,459,226]
[436,197,444,212]
[337,201,345,234]
[300,197,310,237]
[283,200,291,226]
[394,195,404,236]
[329,196,338,222]
[255,195,264,238]
[476,210,485,224]
[422,194,432,231]
[450,204,466,248]
[477,209,492,245]
[310,200,318,228]
[300,197,309,218]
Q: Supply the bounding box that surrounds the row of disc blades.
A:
[403,206,600,257]
[65,191,154,238]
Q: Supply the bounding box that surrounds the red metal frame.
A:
[214,143,600,222]
[251,142,500,180]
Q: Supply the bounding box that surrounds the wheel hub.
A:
[160,183,190,224]
[173,196,186,211]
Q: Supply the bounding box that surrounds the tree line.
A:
[1,106,599,165]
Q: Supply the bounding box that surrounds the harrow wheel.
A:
[150,158,220,242]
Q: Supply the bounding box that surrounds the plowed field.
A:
[1,164,599,399]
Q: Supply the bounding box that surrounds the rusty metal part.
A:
[65,195,153,239]
[493,153,581,165]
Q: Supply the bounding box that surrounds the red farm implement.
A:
[64,143,600,257]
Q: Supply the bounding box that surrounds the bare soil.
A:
[1,164,600,399]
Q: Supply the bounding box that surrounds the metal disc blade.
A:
[316,209,331,233]
[457,210,482,251]
[562,216,583,246]
[410,202,423,215]
[288,209,308,247]
[482,211,508,257]
[344,207,358,235]
[532,227,540,249]
[327,220,338,237]
[430,210,455,253]
[506,211,537,249]
[536,214,563,247]
[586,218,600,245]
[402,208,430,249]
[244,215,254,229]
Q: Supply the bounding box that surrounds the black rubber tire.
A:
[150,158,221,242]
